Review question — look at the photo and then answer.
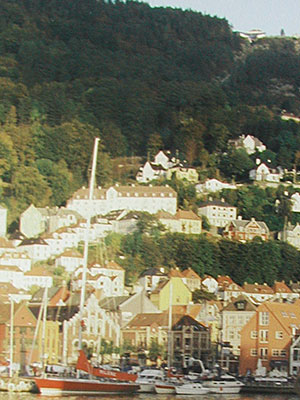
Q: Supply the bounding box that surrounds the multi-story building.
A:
[239,301,300,375]
[67,184,177,219]
[221,295,256,355]
[198,199,237,228]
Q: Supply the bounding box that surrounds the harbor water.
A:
[0,393,298,400]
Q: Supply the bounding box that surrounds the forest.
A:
[2,0,300,285]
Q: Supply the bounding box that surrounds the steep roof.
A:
[182,268,201,280]
[98,296,130,311]
[169,268,184,278]
[222,295,257,312]
[230,219,269,232]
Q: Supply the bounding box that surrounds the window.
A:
[280,349,287,357]
[281,311,288,317]
[259,311,269,326]
[260,348,268,359]
[272,349,280,356]
[229,330,235,340]
[275,331,283,339]
[251,330,258,339]
[259,330,269,343]
[250,349,258,356]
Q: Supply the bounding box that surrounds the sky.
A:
[143,0,300,37]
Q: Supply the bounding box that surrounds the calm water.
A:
[0,394,298,400]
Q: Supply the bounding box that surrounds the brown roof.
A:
[169,268,183,278]
[175,210,201,221]
[273,281,292,294]
[0,265,22,272]
[182,268,201,280]
[58,249,83,258]
[125,313,183,329]
[222,295,257,312]
[0,238,15,249]
[71,185,176,200]
[243,282,274,294]
[24,266,53,277]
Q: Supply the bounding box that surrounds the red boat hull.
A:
[35,377,140,396]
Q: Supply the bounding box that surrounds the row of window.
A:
[251,330,283,340]
[250,348,287,357]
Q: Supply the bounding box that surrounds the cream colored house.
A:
[166,165,199,182]
[157,210,202,234]
[279,223,300,250]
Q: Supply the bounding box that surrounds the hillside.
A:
[1,0,300,227]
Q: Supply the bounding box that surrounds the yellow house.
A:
[150,277,192,311]
[166,166,199,183]
[38,320,60,364]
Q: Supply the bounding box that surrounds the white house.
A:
[74,261,125,297]
[229,134,266,154]
[195,179,237,194]
[0,251,31,272]
[0,206,7,237]
[198,198,237,228]
[291,193,300,212]
[17,238,51,262]
[279,223,300,250]
[136,161,167,183]
[201,275,218,294]
[249,163,283,183]
[67,184,177,218]
[20,204,82,238]
[55,249,84,273]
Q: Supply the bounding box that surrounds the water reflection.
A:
[0,393,297,400]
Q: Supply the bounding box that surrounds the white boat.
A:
[136,369,164,393]
[175,381,210,395]
[203,373,244,394]
[155,377,182,394]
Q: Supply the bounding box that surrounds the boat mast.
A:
[167,282,173,370]
[78,137,100,352]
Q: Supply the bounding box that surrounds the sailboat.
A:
[34,138,139,396]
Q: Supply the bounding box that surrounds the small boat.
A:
[203,373,244,394]
[155,377,182,394]
[136,369,165,393]
[175,381,210,395]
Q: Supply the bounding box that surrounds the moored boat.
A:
[203,373,244,394]
[34,350,139,396]
[136,369,164,393]
[175,381,210,395]
[35,377,139,396]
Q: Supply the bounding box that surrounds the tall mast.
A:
[167,282,173,370]
[78,137,100,351]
